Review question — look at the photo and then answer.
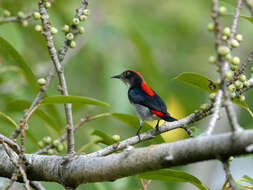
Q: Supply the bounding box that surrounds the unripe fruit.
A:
[216,66,220,72]
[219,6,227,15]
[218,46,230,55]
[53,140,60,147]
[239,95,245,102]
[225,53,232,61]
[209,93,216,100]
[70,40,76,48]
[50,27,58,35]
[239,74,246,82]
[33,12,41,20]
[21,20,28,27]
[35,25,42,32]
[83,9,90,16]
[207,23,215,31]
[17,11,24,19]
[66,33,74,40]
[244,80,250,87]
[235,34,243,42]
[208,55,216,64]
[231,39,239,48]
[47,149,54,155]
[38,141,44,148]
[228,84,236,92]
[37,78,46,85]
[200,104,208,110]
[235,80,243,89]
[43,136,52,144]
[3,10,11,17]
[232,56,240,65]
[222,27,231,36]
[231,65,238,71]
[62,25,70,32]
[78,26,85,34]
[225,71,233,80]
[230,92,236,99]
[80,15,87,21]
[72,18,80,25]
[222,35,228,41]
[112,134,120,141]
[45,2,51,8]
[251,67,253,73]
[56,144,64,152]
[247,0,253,7]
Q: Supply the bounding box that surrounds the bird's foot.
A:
[155,120,161,133]
[136,132,141,141]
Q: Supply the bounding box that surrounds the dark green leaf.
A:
[232,99,253,118]
[41,95,111,108]
[174,72,218,93]
[0,111,18,128]
[239,175,253,185]
[0,37,39,93]
[139,169,209,190]
[91,130,114,145]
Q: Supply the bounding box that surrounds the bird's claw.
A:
[136,132,141,141]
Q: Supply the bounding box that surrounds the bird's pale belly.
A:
[132,104,159,121]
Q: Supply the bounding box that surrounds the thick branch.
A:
[0,130,253,187]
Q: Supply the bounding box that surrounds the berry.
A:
[21,20,28,27]
[70,41,76,48]
[72,18,80,25]
[47,149,54,155]
[45,2,51,8]
[232,56,240,65]
[83,9,90,16]
[222,35,228,41]
[231,39,239,48]
[244,80,250,87]
[37,78,46,85]
[207,23,214,31]
[209,93,216,100]
[43,136,52,144]
[219,6,227,15]
[235,80,243,89]
[38,141,44,148]
[66,33,74,40]
[200,104,208,110]
[208,56,216,64]
[50,27,58,35]
[239,95,245,102]
[235,34,243,42]
[251,67,253,73]
[228,84,236,92]
[17,11,25,19]
[62,25,70,32]
[225,54,232,61]
[33,12,41,20]
[225,71,233,80]
[247,0,253,7]
[53,140,60,147]
[3,10,11,17]
[231,65,238,71]
[239,74,246,82]
[230,92,236,99]
[222,27,231,36]
[112,135,120,141]
[35,25,42,32]
[218,46,230,55]
[56,144,64,152]
[78,26,85,34]
[80,15,87,21]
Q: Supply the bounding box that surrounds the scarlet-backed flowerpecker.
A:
[112,70,177,140]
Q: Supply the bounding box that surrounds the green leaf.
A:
[0,111,18,128]
[41,95,111,108]
[174,72,218,93]
[0,37,39,93]
[91,130,114,145]
[139,169,209,190]
[110,113,164,143]
[239,175,253,185]
[232,99,253,118]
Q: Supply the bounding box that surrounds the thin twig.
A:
[211,0,221,50]
[222,160,238,190]
[0,12,34,25]
[0,134,20,154]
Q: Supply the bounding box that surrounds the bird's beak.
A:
[111,74,121,79]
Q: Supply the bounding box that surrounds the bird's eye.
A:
[126,71,131,76]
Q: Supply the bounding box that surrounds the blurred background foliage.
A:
[0,0,253,189]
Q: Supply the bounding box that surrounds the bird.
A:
[112,70,177,140]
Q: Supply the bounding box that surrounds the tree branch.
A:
[222,159,238,190]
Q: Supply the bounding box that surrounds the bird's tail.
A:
[161,114,177,122]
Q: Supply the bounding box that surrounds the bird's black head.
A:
[111,70,143,88]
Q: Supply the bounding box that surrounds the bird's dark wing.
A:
[128,87,167,113]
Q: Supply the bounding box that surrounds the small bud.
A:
[225,53,232,61]
[222,27,231,36]
[47,149,54,155]
[209,93,216,100]
[3,10,11,17]
[232,56,240,65]
[235,34,243,42]
[56,144,64,152]
[207,23,214,31]
[69,40,76,48]
[33,12,41,20]
[244,80,250,87]
[21,20,28,27]
[231,65,238,71]
[66,33,74,40]
[83,9,90,16]
[239,95,245,102]
[228,84,236,92]
[45,2,51,9]
[230,92,236,99]
[112,134,120,141]
[17,11,25,19]
[200,104,208,110]
[50,27,58,35]
[62,24,70,32]
[222,35,228,41]
[218,46,230,55]
[219,6,227,15]
[43,136,52,144]
[239,74,246,82]
[228,156,234,162]
[225,71,233,80]
[208,55,216,64]
[235,80,243,89]
[231,39,239,48]
[35,24,42,32]
[53,140,60,147]
[80,15,87,21]
[38,141,44,148]
[37,78,46,85]
[78,26,85,34]
[72,18,80,25]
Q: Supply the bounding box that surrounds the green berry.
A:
[247,0,253,7]
[216,66,220,72]
[239,74,246,82]
[207,23,214,31]
[62,24,70,32]
[3,10,11,17]
[112,134,120,141]
[72,18,80,25]
[230,92,236,99]
[200,104,208,110]
[78,26,85,34]
[56,144,64,152]
[33,12,41,20]
[38,141,44,148]
[47,149,54,155]
[209,93,216,100]
[222,27,231,36]
[83,9,90,16]
[225,71,233,80]
[232,56,240,65]
[208,55,216,64]
[222,35,228,41]
[45,2,51,8]
[228,156,234,162]
[231,39,239,48]
[219,6,227,15]
[231,65,238,71]
[225,53,232,61]
[17,11,24,19]
[218,46,230,55]
[53,140,60,147]
[239,95,245,102]
[80,15,87,21]
[50,27,58,35]
[228,84,236,92]
[235,34,243,42]
[235,80,243,89]
[244,80,250,87]
[43,136,52,144]
[35,24,42,32]
[251,67,253,73]
[66,33,74,40]
[21,20,28,27]
[69,41,76,48]
[37,78,46,85]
